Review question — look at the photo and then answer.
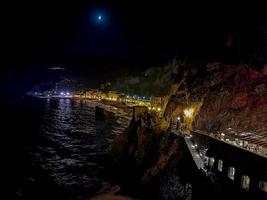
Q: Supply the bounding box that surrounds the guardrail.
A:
[192,130,267,159]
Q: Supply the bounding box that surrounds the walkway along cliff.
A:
[106,63,267,200]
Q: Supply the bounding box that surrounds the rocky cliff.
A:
[164,63,267,137]
[193,64,267,134]
[105,63,267,200]
[108,114,210,200]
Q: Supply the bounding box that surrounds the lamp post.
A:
[183,107,195,135]
[183,108,194,118]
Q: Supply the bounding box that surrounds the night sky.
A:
[1,1,267,93]
[2,1,267,64]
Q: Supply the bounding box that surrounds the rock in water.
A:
[95,106,114,120]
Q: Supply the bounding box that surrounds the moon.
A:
[97,15,102,21]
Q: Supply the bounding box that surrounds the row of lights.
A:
[148,107,161,112]
[60,92,70,96]
[85,95,151,108]
[46,91,71,97]
[218,132,266,156]
[85,95,117,101]
[126,95,151,101]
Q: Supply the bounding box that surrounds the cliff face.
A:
[109,116,197,200]
[164,63,267,136]
[193,64,267,135]
[106,63,267,199]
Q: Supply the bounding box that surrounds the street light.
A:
[184,108,194,118]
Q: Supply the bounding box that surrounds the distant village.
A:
[31,87,165,114]
[73,90,164,113]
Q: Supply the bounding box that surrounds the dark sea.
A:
[1,96,129,200]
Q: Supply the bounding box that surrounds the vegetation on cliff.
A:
[112,59,187,96]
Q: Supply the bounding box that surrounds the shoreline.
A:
[30,95,133,120]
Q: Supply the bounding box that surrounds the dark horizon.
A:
[1,1,267,96]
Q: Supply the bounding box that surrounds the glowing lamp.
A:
[184,108,194,118]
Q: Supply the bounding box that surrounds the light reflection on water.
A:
[34,98,129,195]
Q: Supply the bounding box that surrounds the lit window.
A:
[228,167,235,180]
[208,157,215,167]
[218,160,223,172]
[241,175,250,190]
[259,181,267,192]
